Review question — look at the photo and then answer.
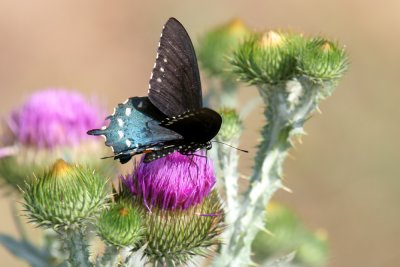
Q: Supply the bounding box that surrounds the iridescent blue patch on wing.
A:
[87,97,182,162]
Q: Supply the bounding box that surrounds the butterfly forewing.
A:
[148,17,202,117]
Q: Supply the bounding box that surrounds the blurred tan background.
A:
[0,1,399,266]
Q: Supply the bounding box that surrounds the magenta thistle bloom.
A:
[123,152,216,211]
[7,89,104,149]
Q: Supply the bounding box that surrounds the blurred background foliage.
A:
[0,1,399,266]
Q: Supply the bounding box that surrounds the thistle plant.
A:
[205,28,347,266]
[0,19,347,267]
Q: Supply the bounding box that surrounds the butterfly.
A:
[87,18,222,164]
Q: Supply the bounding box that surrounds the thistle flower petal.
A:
[8,89,104,148]
[123,152,216,210]
[0,89,114,191]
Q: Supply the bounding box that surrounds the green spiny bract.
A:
[97,200,144,248]
[296,38,348,83]
[23,159,108,230]
[140,190,224,266]
[217,108,243,142]
[197,18,250,81]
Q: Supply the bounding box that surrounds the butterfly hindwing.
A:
[87,97,183,162]
[148,17,202,117]
[160,108,222,144]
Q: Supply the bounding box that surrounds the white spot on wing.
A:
[125,108,132,116]
[163,58,167,63]
[157,78,162,83]
[123,99,129,104]
[101,126,107,130]
[138,101,143,108]
[111,108,116,116]
[117,118,124,127]
[160,67,164,72]
[126,139,132,147]
[118,131,124,139]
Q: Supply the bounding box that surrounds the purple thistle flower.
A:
[7,89,104,149]
[123,152,216,211]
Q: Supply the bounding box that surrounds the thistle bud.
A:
[23,159,108,229]
[217,108,243,142]
[297,38,348,82]
[198,18,250,80]
[231,31,300,85]
[97,200,144,247]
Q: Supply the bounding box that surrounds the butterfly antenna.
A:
[100,155,115,160]
[212,141,249,153]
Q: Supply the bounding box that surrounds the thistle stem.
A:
[11,201,29,241]
[217,142,240,229]
[96,245,120,267]
[62,228,92,267]
[213,79,320,266]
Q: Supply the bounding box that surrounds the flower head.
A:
[8,89,104,149]
[123,152,216,211]
[0,89,113,191]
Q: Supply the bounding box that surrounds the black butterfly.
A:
[88,18,222,163]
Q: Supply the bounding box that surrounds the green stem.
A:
[62,228,92,267]
[96,245,120,267]
[213,79,320,266]
[217,141,240,229]
[219,80,238,108]
[11,201,29,241]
